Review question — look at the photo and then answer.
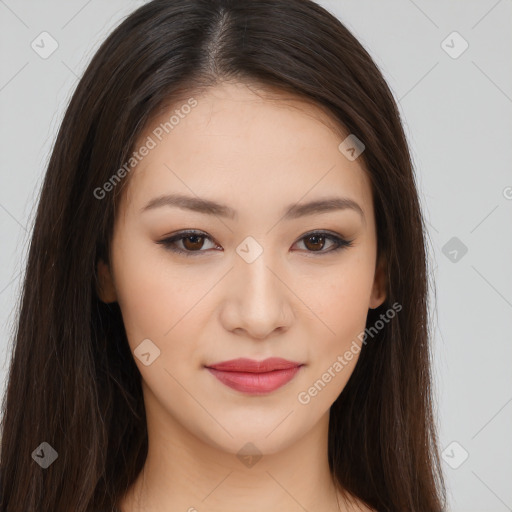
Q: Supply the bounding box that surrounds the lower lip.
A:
[206,366,302,394]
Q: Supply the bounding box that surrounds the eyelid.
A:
[156,229,354,257]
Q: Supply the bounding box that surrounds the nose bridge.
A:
[223,237,292,337]
[234,242,282,306]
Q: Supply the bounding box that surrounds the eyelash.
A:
[156,230,354,257]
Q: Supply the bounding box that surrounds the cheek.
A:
[111,239,193,352]
[296,254,374,397]
[111,244,223,382]
[303,257,374,341]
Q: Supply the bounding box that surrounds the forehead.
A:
[121,81,374,222]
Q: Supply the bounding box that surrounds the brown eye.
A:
[181,234,207,251]
[295,231,353,254]
[156,230,218,257]
[157,230,353,258]
[303,234,327,251]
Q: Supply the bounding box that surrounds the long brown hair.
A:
[0,0,446,510]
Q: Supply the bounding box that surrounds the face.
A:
[97,81,386,456]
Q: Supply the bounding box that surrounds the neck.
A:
[118,388,356,512]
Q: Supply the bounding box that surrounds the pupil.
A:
[184,235,203,250]
[306,235,324,251]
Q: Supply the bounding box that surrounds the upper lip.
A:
[205,357,303,373]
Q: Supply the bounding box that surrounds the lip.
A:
[205,357,304,395]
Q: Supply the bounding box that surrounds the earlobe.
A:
[369,253,387,310]
[96,259,117,303]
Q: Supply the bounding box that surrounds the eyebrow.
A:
[140,193,365,222]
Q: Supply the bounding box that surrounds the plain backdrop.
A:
[1,1,511,510]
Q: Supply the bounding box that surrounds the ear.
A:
[369,252,387,310]
[96,258,117,303]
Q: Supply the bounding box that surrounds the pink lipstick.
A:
[205,357,303,395]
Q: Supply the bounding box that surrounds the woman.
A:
[0,0,446,511]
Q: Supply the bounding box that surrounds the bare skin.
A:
[97,80,385,512]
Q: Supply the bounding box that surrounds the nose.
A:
[219,250,294,340]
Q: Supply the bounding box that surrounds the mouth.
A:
[204,357,304,395]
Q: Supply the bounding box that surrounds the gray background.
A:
[1,1,511,510]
